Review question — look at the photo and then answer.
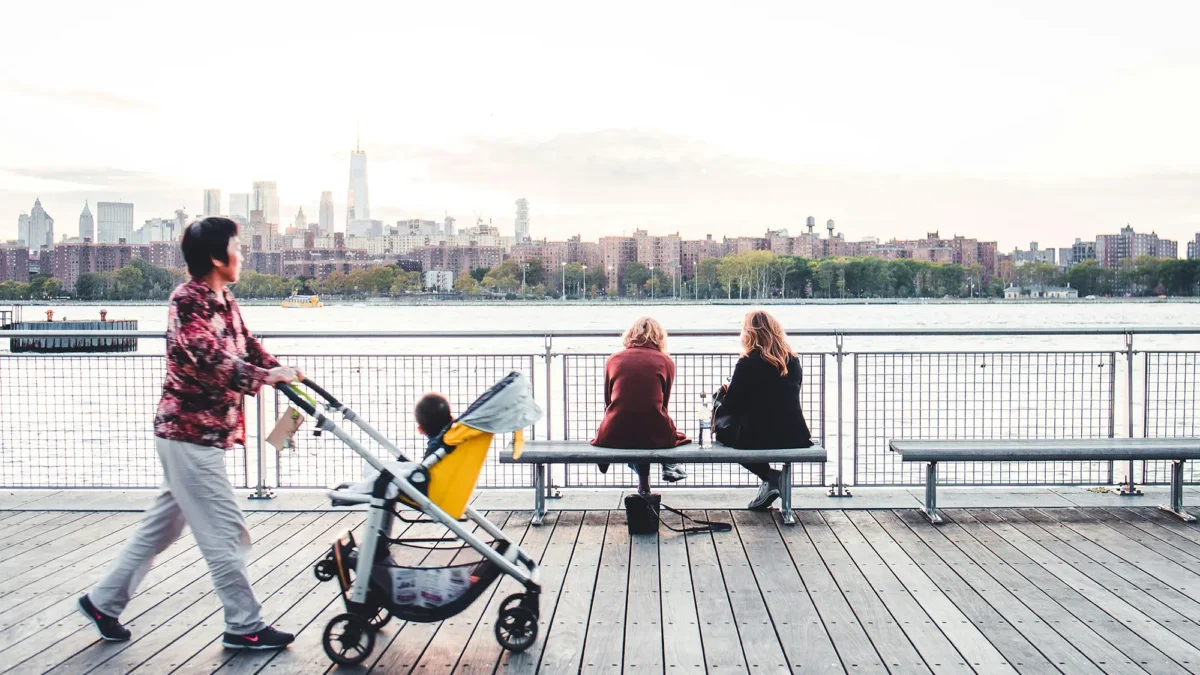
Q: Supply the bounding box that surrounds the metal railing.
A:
[1,327,1197,493]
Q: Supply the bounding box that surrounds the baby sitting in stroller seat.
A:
[415,393,454,455]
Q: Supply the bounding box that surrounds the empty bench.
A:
[500,440,826,525]
[890,438,1200,524]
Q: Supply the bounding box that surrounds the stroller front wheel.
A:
[495,606,538,653]
[314,558,337,582]
[323,613,375,666]
[368,606,392,630]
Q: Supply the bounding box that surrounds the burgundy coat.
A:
[592,346,690,450]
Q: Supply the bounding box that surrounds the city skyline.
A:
[2,2,1200,249]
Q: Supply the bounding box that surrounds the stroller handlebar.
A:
[297,377,342,408]
[275,381,319,417]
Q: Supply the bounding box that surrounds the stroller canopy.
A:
[447,371,542,437]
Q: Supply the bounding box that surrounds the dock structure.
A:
[3,490,1200,673]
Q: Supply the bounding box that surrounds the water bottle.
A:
[698,392,711,449]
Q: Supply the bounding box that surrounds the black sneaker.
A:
[746,476,781,511]
[78,595,131,642]
[223,626,295,650]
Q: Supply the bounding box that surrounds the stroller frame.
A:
[277,379,542,664]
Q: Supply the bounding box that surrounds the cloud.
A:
[2,166,176,190]
[1,81,156,111]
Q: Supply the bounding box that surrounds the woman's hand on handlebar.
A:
[266,366,303,386]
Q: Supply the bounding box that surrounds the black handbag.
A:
[623,492,732,535]
[710,386,737,443]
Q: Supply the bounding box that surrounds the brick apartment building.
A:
[0,245,30,283]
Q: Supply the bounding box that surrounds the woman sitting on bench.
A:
[592,316,690,494]
[716,310,813,511]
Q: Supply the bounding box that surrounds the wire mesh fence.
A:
[270,354,536,488]
[561,352,826,487]
[0,355,248,488]
[1142,351,1200,484]
[853,351,1117,485]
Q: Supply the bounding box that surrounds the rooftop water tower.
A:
[806,216,815,236]
[827,219,835,238]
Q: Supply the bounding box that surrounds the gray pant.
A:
[90,438,266,635]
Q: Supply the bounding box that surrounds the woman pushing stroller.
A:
[79,217,301,649]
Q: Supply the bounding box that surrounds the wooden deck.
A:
[3,506,1200,674]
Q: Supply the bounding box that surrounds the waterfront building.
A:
[1188,234,1199,260]
[96,202,133,244]
[0,244,30,282]
[1095,225,1177,268]
[1004,284,1079,300]
[600,236,638,294]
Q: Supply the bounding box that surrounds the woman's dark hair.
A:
[181,217,239,278]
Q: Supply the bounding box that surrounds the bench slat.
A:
[500,440,826,464]
[890,438,1200,463]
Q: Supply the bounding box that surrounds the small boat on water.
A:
[282,294,324,308]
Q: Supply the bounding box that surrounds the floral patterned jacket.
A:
[154,279,279,449]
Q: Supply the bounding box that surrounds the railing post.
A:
[1118,331,1142,496]
[829,332,851,497]
[248,388,275,500]
[542,335,562,501]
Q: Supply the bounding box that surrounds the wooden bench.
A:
[889,438,1200,524]
[499,440,827,525]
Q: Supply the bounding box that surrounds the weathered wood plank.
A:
[774,510,886,673]
[950,509,1189,675]
[1111,507,1200,548]
[896,509,1139,674]
[657,510,705,675]
[683,509,748,674]
[836,511,1014,673]
[798,510,931,674]
[970,509,1200,671]
[129,513,362,673]
[1038,508,1200,610]
[0,513,141,579]
[579,509,630,675]
[534,511,609,675]
[1010,509,1200,647]
[0,512,115,565]
[708,508,791,674]
[451,511,561,675]
[870,511,1069,674]
[11,512,316,673]
[622,517,662,675]
[493,510,585,675]
[42,512,346,675]
[202,516,382,675]
[0,512,76,543]
[0,512,294,666]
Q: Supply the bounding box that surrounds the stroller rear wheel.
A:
[495,606,538,653]
[323,613,375,666]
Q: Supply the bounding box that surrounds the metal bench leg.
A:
[1158,460,1196,523]
[923,462,943,524]
[780,463,795,525]
[532,463,546,526]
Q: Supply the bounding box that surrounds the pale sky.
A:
[3,0,1199,251]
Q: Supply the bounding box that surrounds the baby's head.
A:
[415,392,453,438]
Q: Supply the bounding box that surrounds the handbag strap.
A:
[633,493,732,534]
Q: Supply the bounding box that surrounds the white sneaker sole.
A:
[222,641,292,650]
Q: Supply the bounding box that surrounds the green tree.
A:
[1066,260,1114,297]
[453,271,478,292]
[620,262,650,297]
[585,266,608,295]
[563,262,586,297]
[75,272,109,300]
[0,281,29,300]
[696,258,721,299]
[470,267,490,282]
[112,266,146,300]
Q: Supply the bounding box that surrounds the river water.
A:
[2,301,1196,490]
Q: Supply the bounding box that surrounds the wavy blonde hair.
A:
[741,310,792,375]
[623,316,668,352]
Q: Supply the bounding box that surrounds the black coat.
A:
[714,350,813,449]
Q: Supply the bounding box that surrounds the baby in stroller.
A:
[279,372,543,666]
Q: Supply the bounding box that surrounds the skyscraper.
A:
[347,135,369,224]
[319,191,334,234]
[96,202,134,243]
[252,181,280,225]
[203,189,222,217]
[229,193,251,220]
[514,198,530,242]
[79,201,94,241]
[294,207,307,231]
[21,198,55,250]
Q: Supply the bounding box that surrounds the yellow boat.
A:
[281,294,324,308]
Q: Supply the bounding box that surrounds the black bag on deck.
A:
[623,493,732,536]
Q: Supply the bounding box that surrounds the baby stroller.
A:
[275,372,543,667]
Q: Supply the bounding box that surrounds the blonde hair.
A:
[623,316,668,352]
[741,310,792,375]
